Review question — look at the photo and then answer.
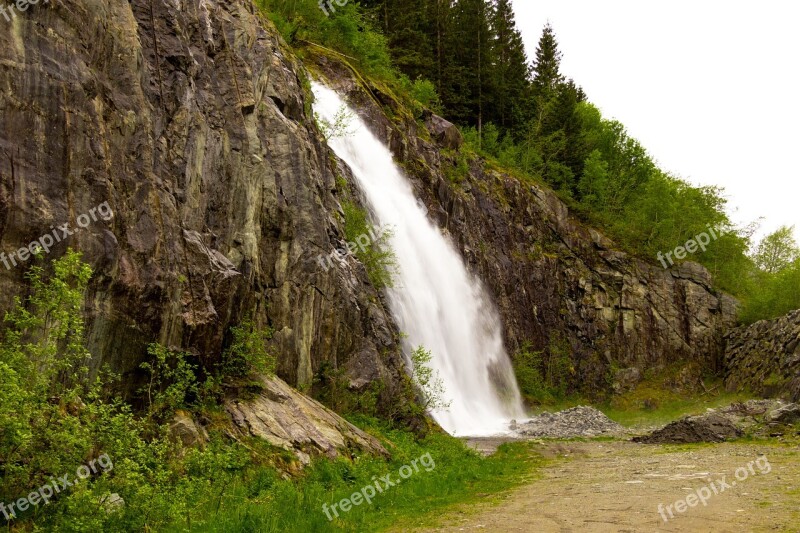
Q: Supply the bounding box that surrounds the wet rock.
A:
[334,68,740,399]
[0,0,409,409]
[516,406,624,439]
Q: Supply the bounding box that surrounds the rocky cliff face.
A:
[725,311,800,401]
[0,0,738,414]
[318,64,739,396]
[0,0,405,404]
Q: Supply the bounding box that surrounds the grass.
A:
[600,388,754,428]
[517,371,755,430]
[166,417,547,532]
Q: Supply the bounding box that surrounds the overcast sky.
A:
[511,0,800,244]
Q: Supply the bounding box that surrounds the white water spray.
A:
[313,83,525,436]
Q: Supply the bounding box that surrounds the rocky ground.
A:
[391,440,800,532]
[512,406,626,439]
[400,402,800,532]
[634,400,800,444]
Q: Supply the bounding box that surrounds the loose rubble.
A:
[632,413,742,444]
[514,406,625,439]
[633,399,800,444]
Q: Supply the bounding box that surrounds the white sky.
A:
[511,0,800,244]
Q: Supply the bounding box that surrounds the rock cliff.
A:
[317,64,739,396]
[0,0,406,410]
[0,0,739,421]
[725,310,800,401]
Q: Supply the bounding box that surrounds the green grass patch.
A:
[599,381,753,428]
[170,417,546,532]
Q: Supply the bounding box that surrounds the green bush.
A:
[341,199,397,289]
[220,319,276,380]
[256,0,396,81]
[512,338,573,406]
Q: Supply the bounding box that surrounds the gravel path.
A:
[389,440,800,532]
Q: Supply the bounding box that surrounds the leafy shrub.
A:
[512,338,573,405]
[409,346,450,412]
[220,319,276,380]
[256,0,396,81]
[341,199,397,289]
[140,344,200,418]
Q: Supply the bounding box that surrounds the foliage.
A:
[257,0,397,81]
[140,344,200,418]
[315,104,357,140]
[1,254,545,533]
[220,319,277,380]
[313,362,384,417]
[0,250,95,506]
[511,339,573,406]
[409,346,450,411]
[155,418,543,532]
[740,227,800,324]
[753,225,799,274]
[399,75,442,113]
[341,199,398,289]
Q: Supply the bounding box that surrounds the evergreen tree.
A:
[532,23,564,100]
[489,0,531,133]
[443,0,494,131]
[361,0,436,81]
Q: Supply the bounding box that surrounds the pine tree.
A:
[490,0,531,133]
[444,0,494,131]
[532,23,564,100]
[361,0,436,81]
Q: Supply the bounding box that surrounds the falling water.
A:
[312,83,525,436]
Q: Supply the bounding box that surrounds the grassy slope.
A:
[165,418,547,532]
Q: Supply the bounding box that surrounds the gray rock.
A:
[100,493,125,513]
[169,411,209,449]
[633,413,743,444]
[0,0,410,414]
[516,406,624,439]
[725,310,800,401]
[226,375,389,462]
[768,403,800,425]
[424,113,464,150]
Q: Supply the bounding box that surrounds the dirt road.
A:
[392,440,799,532]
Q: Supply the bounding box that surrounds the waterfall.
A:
[312,83,525,436]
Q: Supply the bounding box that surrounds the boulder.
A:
[169,411,209,449]
[226,375,388,464]
[768,403,800,425]
[424,113,464,150]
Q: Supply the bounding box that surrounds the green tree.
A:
[753,226,799,274]
[489,0,531,133]
[531,23,564,102]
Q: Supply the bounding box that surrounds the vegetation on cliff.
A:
[0,253,541,530]
[257,0,798,324]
